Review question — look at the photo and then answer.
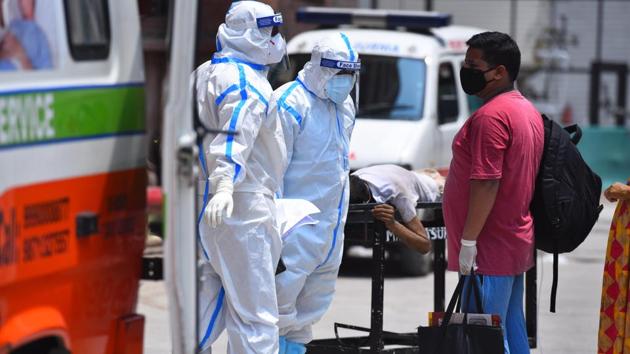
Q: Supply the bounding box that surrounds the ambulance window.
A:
[273,55,427,121]
[357,56,426,121]
[64,0,111,60]
[437,62,458,125]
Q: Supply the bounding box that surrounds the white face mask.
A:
[325,75,355,104]
[265,33,286,65]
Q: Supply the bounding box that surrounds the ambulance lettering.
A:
[0,93,55,145]
[0,208,19,266]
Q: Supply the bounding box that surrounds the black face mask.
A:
[460,66,495,95]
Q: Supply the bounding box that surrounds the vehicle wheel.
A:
[397,246,432,276]
[49,349,70,354]
[11,337,70,354]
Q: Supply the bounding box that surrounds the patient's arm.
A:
[372,204,431,254]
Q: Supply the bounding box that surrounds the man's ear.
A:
[494,65,508,81]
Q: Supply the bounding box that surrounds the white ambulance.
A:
[271,8,487,275]
[0,0,213,350]
[0,1,148,353]
[273,7,486,174]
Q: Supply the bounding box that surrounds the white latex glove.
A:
[205,177,234,228]
[459,239,477,275]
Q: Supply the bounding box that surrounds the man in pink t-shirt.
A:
[443,32,543,354]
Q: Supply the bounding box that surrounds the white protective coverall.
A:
[269,33,359,347]
[194,1,287,353]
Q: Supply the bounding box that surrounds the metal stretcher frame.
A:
[306,202,538,353]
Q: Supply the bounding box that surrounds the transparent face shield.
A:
[275,33,291,72]
[257,13,290,72]
[352,69,360,111]
[320,57,361,110]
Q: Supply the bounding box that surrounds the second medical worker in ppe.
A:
[269,33,360,353]
[193,1,287,353]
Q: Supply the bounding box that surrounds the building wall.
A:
[548,1,629,126]
[353,0,629,126]
[602,1,630,63]
[364,0,550,67]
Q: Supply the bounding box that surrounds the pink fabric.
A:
[444,90,544,275]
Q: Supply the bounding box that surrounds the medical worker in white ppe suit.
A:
[269,33,361,354]
[193,1,287,353]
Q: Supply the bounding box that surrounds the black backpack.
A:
[530,114,603,312]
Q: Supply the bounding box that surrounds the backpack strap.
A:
[539,114,561,313]
[541,116,563,229]
[563,124,582,145]
[550,244,558,313]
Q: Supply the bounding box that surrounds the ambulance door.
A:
[435,58,461,169]
[161,0,199,353]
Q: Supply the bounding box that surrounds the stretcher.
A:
[306,202,538,353]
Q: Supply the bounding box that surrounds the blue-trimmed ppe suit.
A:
[194,2,287,353]
[269,33,358,345]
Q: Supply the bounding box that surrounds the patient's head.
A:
[349,174,372,204]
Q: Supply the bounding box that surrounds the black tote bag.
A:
[418,273,504,354]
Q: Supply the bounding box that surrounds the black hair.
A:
[349,174,371,204]
[466,31,521,82]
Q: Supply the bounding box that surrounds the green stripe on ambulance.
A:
[0,86,145,147]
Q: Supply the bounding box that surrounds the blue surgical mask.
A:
[325,75,355,104]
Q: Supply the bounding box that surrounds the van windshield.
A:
[269,54,426,121]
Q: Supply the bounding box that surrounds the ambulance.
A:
[274,7,486,172]
[0,0,220,352]
[271,7,486,275]
[0,0,158,352]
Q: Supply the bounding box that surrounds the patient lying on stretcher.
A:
[349,164,445,254]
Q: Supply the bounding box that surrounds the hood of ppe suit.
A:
[215,1,280,66]
[298,33,359,99]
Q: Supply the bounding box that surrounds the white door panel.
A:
[162,1,199,353]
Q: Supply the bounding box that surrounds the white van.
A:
[271,8,486,275]
[273,7,485,174]
[0,1,147,353]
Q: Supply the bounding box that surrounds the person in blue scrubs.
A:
[0,0,52,71]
